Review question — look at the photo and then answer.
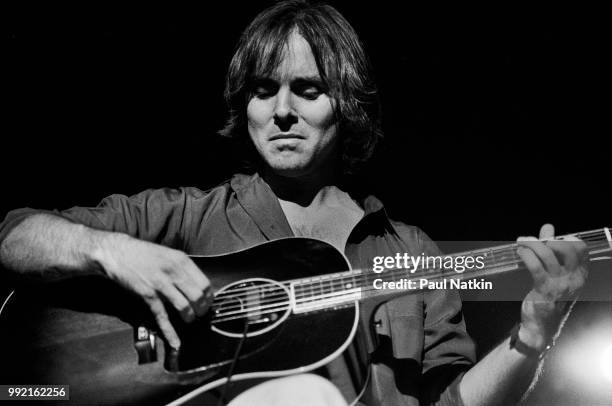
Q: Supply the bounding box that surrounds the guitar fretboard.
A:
[289,228,612,313]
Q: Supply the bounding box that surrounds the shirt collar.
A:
[230,172,294,240]
[230,172,390,239]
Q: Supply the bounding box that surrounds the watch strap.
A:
[509,323,552,360]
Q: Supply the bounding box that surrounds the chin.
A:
[267,158,312,178]
[269,165,309,178]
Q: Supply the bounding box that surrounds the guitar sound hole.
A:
[211,278,291,337]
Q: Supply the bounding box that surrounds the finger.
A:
[181,260,212,316]
[170,256,211,317]
[146,297,181,350]
[157,281,196,323]
[516,245,548,286]
[174,277,211,317]
[545,238,585,271]
[539,224,555,240]
[562,235,588,263]
[182,259,211,293]
[518,236,562,276]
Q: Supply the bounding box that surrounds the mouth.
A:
[269,133,305,141]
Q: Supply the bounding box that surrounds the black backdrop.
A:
[5,1,608,238]
[4,2,610,405]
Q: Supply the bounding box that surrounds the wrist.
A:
[88,229,129,278]
[517,324,548,352]
[510,323,552,359]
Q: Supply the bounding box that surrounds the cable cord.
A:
[216,320,249,406]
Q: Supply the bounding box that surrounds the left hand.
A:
[516,224,588,351]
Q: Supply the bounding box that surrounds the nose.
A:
[273,87,298,131]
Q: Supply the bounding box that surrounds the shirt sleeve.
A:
[0,188,199,250]
[417,228,476,406]
[385,223,476,406]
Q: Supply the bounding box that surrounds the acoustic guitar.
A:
[1,229,610,405]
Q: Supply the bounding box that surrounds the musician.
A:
[0,1,588,405]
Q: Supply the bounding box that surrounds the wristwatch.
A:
[509,323,552,360]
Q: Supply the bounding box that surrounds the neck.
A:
[262,165,338,207]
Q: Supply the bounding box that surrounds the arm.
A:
[1,213,106,281]
[459,332,541,405]
[0,189,213,349]
[459,224,587,405]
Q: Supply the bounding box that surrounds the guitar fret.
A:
[487,248,497,268]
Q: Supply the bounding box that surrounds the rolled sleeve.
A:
[0,188,194,250]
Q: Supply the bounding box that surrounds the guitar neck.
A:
[289,228,612,313]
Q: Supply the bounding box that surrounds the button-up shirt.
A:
[0,172,475,405]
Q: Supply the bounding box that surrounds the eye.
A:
[298,86,323,100]
[293,80,327,101]
[250,80,278,100]
[253,85,276,99]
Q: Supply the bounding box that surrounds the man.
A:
[0,1,587,405]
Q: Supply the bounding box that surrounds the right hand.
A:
[95,233,211,350]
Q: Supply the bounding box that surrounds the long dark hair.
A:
[219,0,382,175]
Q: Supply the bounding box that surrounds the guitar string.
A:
[211,306,294,324]
[210,238,610,317]
[210,231,608,301]
[209,238,609,315]
[210,249,606,324]
[210,256,579,322]
[211,239,611,320]
[210,240,609,321]
[211,230,607,300]
[210,247,600,323]
[210,241,609,316]
[211,260,608,324]
[211,241,610,319]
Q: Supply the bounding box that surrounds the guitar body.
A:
[0,238,365,405]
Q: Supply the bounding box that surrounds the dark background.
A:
[4,2,608,237]
[4,2,610,405]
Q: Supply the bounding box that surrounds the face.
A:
[247,32,338,179]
